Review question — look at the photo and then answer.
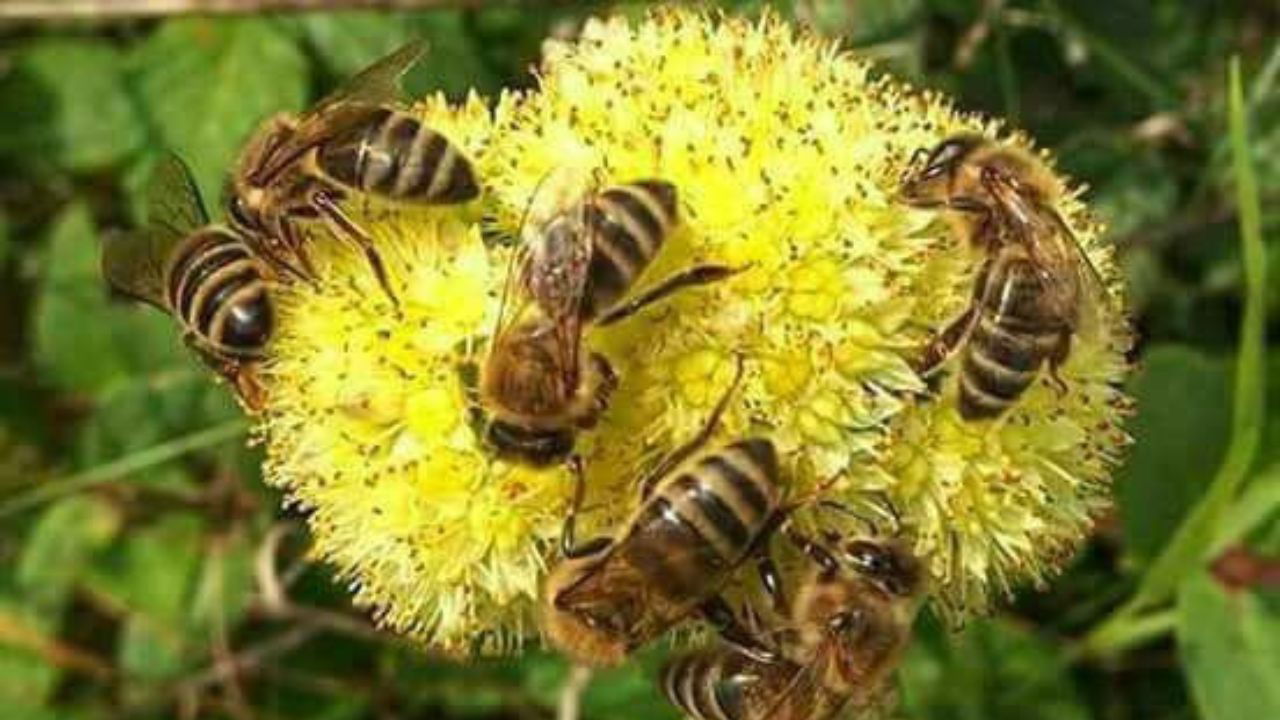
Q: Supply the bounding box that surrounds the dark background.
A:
[0,1,1276,719]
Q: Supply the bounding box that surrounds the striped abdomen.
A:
[579,180,679,320]
[618,438,780,610]
[959,253,1064,419]
[661,649,847,720]
[316,107,478,205]
[164,228,273,358]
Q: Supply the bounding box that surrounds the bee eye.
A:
[229,196,254,227]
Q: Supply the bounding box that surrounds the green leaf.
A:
[899,616,1088,720]
[17,497,120,621]
[0,497,119,705]
[76,371,242,484]
[188,528,258,639]
[1177,571,1280,720]
[31,203,187,395]
[0,39,145,171]
[129,18,308,204]
[1117,346,1232,563]
[91,513,206,682]
[404,12,501,99]
[288,11,417,79]
[1083,54,1270,660]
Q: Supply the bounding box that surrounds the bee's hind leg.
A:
[1046,328,1072,396]
[560,455,611,560]
[596,263,749,327]
[699,595,780,662]
[311,190,399,305]
[633,354,745,500]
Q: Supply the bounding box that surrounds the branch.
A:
[0,0,522,22]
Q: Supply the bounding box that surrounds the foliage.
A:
[0,1,1274,719]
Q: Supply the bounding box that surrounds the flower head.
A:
[257,8,1131,651]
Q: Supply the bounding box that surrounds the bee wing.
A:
[102,152,209,308]
[255,40,426,183]
[491,242,535,344]
[1035,207,1112,349]
[307,39,425,121]
[759,647,831,718]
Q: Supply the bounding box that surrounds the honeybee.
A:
[228,40,479,300]
[898,134,1110,420]
[541,361,788,666]
[469,178,740,466]
[101,152,273,412]
[660,532,924,720]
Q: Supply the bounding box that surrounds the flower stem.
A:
[1081,55,1267,659]
[0,419,248,518]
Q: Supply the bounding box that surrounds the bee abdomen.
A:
[580,181,679,319]
[166,229,272,358]
[959,316,1056,420]
[317,108,478,205]
[655,437,781,562]
[662,651,740,720]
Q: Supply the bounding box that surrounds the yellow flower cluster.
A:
[257,8,1132,651]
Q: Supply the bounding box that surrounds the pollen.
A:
[255,8,1132,650]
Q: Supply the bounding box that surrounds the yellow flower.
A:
[257,9,1132,651]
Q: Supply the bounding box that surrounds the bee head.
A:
[541,559,632,667]
[898,133,987,208]
[842,539,923,599]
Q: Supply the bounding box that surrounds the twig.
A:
[556,664,593,720]
[0,0,507,21]
[0,609,114,680]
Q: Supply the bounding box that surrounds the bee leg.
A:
[576,354,618,429]
[596,263,748,327]
[311,190,399,305]
[915,305,977,377]
[756,553,789,616]
[561,455,611,560]
[699,595,779,662]
[1046,328,1072,396]
[634,354,745,499]
[783,526,840,580]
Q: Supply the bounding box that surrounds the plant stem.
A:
[0,419,248,518]
[1081,55,1267,659]
[1072,608,1177,661]
[557,664,593,720]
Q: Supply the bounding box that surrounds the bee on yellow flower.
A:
[255,8,1131,652]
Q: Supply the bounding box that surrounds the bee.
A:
[898,134,1110,420]
[540,360,789,666]
[469,178,740,466]
[101,152,273,412]
[660,530,924,720]
[228,40,479,300]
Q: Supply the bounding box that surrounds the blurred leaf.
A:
[188,528,257,639]
[288,11,416,78]
[580,646,682,720]
[98,513,206,682]
[17,496,120,619]
[0,596,60,708]
[1117,346,1232,563]
[900,616,1088,720]
[1177,571,1280,720]
[129,18,308,204]
[76,371,242,483]
[31,204,188,395]
[404,12,501,98]
[0,497,118,705]
[0,39,144,171]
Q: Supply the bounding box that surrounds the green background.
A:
[0,1,1276,718]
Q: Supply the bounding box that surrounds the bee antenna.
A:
[815,499,881,538]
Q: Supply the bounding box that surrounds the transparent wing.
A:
[308,39,425,120]
[1041,208,1111,348]
[102,152,208,308]
[262,41,424,178]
